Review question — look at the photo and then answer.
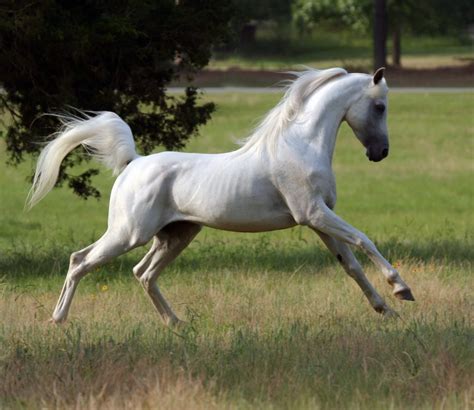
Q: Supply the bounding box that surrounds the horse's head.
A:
[345,68,389,162]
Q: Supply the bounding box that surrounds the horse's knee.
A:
[358,235,378,254]
[66,264,87,281]
[346,261,362,276]
[342,262,364,281]
[66,251,87,279]
[335,252,362,276]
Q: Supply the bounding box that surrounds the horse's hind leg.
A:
[133,221,201,326]
[52,232,140,323]
[315,230,395,316]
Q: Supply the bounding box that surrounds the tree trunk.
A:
[392,22,401,67]
[240,22,257,46]
[373,0,388,70]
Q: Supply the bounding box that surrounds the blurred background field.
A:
[186,23,473,87]
[179,34,474,87]
[209,31,473,71]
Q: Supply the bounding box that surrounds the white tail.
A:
[27,111,139,209]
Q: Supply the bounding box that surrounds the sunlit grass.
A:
[1,262,472,409]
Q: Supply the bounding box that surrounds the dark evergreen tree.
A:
[0,0,233,199]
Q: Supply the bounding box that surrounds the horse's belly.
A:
[169,158,297,232]
[176,190,296,232]
[201,212,296,232]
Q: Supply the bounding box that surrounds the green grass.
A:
[0,92,473,409]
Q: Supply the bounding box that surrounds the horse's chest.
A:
[324,188,337,209]
[306,168,337,208]
[275,166,337,224]
[290,168,336,206]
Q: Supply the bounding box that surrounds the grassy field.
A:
[0,92,473,409]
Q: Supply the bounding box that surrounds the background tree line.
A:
[236,0,472,69]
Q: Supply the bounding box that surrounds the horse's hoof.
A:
[394,288,415,301]
[49,315,66,325]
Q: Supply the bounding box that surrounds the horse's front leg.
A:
[315,230,395,315]
[308,200,414,301]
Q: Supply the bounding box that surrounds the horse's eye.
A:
[375,103,386,113]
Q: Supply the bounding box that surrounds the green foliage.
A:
[292,0,371,34]
[292,0,474,36]
[0,0,233,198]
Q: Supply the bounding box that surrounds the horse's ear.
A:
[373,67,385,85]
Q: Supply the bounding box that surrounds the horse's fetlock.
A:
[386,270,399,286]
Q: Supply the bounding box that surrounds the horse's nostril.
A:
[382,148,389,158]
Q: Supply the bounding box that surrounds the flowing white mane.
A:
[240,67,348,152]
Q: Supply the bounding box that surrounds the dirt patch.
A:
[176,63,474,88]
[384,63,474,87]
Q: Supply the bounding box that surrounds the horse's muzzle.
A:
[366,145,389,162]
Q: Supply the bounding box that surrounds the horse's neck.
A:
[289,78,364,164]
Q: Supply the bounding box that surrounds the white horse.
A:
[28,67,414,326]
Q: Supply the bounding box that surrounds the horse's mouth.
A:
[366,147,389,162]
[366,152,383,162]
